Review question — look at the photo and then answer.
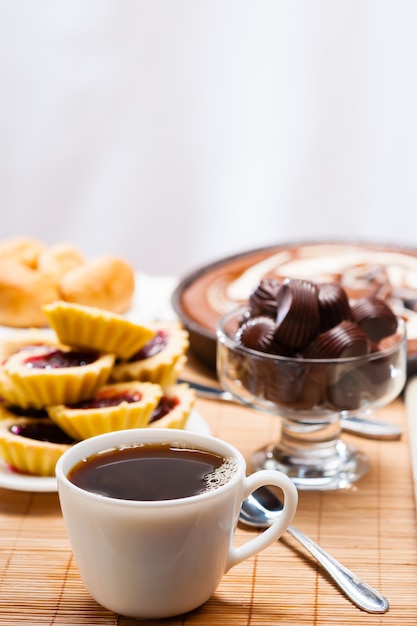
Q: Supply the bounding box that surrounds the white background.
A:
[1,0,417,277]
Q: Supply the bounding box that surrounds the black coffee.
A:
[67,442,237,501]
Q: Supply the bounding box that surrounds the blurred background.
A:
[1,0,416,277]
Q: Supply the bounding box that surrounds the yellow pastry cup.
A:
[43,301,156,360]
[47,381,163,440]
[111,322,189,388]
[0,417,73,477]
[0,330,63,407]
[147,383,196,429]
[0,346,114,409]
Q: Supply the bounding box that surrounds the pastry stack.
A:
[0,302,193,476]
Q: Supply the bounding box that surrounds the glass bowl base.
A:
[251,440,369,491]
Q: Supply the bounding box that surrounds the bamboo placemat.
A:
[0,361,416,625]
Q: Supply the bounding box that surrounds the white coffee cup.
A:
[56,428,298,619]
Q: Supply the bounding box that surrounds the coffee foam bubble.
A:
[202,457,239,493]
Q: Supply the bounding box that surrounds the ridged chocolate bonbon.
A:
[318,282,352,332]
[248,278,280,317]
[351,296,398,343]
[233,277,400,412]
[274,278,320,349]
[303,320,370,406]
[236,316,276,352]
[304,320,370,360]
[262,360,322,409]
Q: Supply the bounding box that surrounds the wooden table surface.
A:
[0,354,416,625]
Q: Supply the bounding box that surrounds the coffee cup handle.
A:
[226,470,298,572]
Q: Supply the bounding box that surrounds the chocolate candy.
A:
[231,277,400,413]
[327,372,363,411]
[236,316,276,352]
[303,320,370,396]
[274,278,320,349]
[351,296,398,343]
[304,320,370,360]
[263,360,322,409]
[318,282,353,332]
[248,278,280,317]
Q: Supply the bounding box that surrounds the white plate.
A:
[0,410,211,493]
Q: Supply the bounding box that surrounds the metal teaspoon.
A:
[239,486,389,613]
[179,379,402,440]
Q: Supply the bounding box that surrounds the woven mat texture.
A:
[0,362,416,625]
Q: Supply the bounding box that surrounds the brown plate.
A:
[172,240,417,374]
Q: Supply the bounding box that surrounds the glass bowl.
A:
[217,305,407,491]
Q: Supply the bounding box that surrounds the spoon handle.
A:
[287,525,389,613]
[340,415,401,440]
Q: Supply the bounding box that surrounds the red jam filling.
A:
[10,422,76,445]
[6,405,48,419]
[23,349,98,369]
[70,390,142,409]
[129,330,168,362]
[150,395,180,423]
[2,343,49,366]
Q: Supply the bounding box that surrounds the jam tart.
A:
[0,409,75,477]
[0,328,61,398]
[0,328,62,363]
[111,322,189,387]
[43,301,156,360]
[147,383,196,429]
[0,345,114,409]
[47,381,163,440]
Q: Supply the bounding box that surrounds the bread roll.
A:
[0,262,60,327]
[37,242,85,281]
[0,236,46,268]
[59,255,135,314]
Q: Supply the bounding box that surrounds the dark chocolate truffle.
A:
[351,296,398,343]
[327,372,363,411]
[304,320,370,360]
[274,278,320,349]
[236,316,276,352]
[318,282,353,332]
[249,278,280,317]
